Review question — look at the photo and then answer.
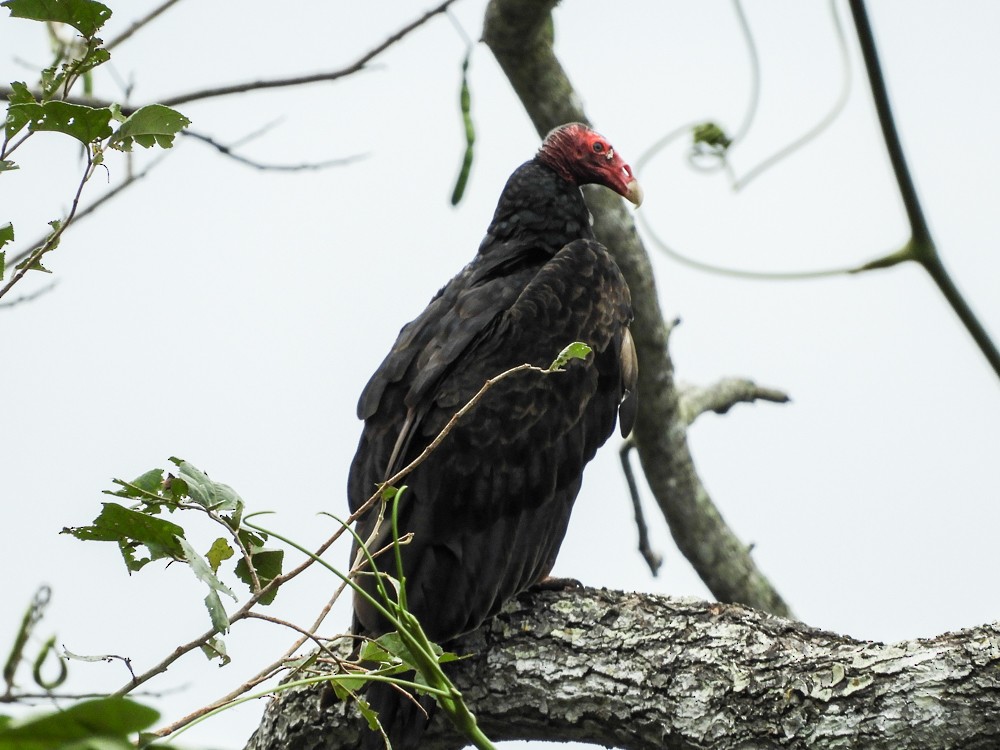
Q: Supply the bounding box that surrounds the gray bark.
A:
[245,587,1000,749]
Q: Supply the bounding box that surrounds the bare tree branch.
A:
[677,377,790,428]
[619,439,662,576]
[848,0,1000,380]
[482,0,792,618]
[0,0,459,112]
[246,587,1000,750]
[104,0,186,52]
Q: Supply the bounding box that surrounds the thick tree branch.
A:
[482,0,791,617]
[245,587,1000,749]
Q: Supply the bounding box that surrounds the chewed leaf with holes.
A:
[61,502,185,572]
[109,105,191,151]
[5,101,112,143]
[1,0,113,37]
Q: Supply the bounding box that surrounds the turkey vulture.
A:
[348,122,641,747]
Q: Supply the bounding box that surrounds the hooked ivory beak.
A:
[624,178,643,208]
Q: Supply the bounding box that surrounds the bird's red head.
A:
[537,123,643,207]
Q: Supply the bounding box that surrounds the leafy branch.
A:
[1,0,460,302]
[0,342,594,748]
[0,0,190,302]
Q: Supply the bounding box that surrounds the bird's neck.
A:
[479,160,593,258]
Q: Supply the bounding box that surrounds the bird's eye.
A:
[593,142,604,153]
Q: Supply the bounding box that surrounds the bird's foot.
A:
[531,575,584,592]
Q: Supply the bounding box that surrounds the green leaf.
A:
[199,635,230,666]
[124,469,165,497]
[234,549,284,604]
[176,536,236,632]
[202,590,229,634]
[356,697,381,732]
[371,632,440,672]
[72,46,109,78]
[109,105,190,151]
[8,81,34,104]
[61,502,185,572]
[0,228,10,283]
[5,101,112,144]
[14,250,50,274]
[327,674,369,700]
[0,697,157,750]
[359,640,395,665]
[548,341,593,372]
[0,161,18,173]
[170,459,241,512]
[692,121,732,150]
[237,527,266,552]
[1,0,113,38]
[206,538,234,573]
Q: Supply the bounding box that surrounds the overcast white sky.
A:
[3,1,999,748]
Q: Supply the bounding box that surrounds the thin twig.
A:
[226,118,284,150]
[183,130,366,172]
[5,153,168,271]
[0,0,459,113]
[0,130,34,161]
[848,0,1000,379]
[244,613,337,658]
[1,691,145,703]
[0,281,58,308]
[0,149,97,301]
[154,598,346,738]
[154,0,460,110]
[619,439,662,576]
[104,0,186,52]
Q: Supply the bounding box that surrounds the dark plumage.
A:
[348,123,641,748]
